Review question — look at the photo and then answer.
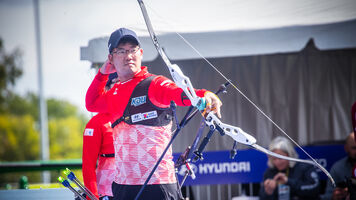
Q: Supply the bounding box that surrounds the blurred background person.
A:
[320,101,356,200]
[82,73,117,200]
[259,136,320,200]
[320,132,356,200]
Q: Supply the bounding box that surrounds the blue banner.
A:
[173,144,345,186]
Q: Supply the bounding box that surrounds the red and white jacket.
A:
[85,67,206,185]
[82,113,115,198]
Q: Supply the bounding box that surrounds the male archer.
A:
[85,27,222,200]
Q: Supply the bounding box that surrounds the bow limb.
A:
[137,0,170,66]
[252,144,335,187]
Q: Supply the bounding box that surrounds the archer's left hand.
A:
[204,91,222,118]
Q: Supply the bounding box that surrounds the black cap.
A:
[108,28,140,53]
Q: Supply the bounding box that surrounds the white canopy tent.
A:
[80,0,356,62]
[81,19,356,63]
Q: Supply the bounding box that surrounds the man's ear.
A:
[108,54,113,63]
[138,48,143,58]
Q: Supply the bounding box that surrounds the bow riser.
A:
[205,112,257,145]
[169,64,203,108]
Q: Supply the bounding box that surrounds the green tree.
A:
[0,95,88,161]
[0,38,23,110]
[0,37,87,162]
[4,92,39,119]
[47,97,87,159]
[49,116,85,159]
[0,114,39,161]
[0,37,88,186]
[47,98,78,120]
[0,95,88,186]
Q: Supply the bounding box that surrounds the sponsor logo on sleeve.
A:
[84,128,94,136]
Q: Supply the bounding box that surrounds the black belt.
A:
[100,153,115,157]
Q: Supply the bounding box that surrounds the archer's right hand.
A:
[100,59,116,75]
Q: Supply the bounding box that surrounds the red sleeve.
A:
[148,75,207,107]
[85,71,110,113]
[82,114,103,198]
